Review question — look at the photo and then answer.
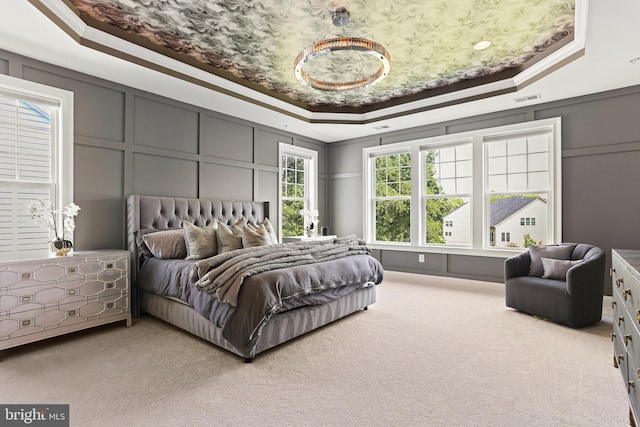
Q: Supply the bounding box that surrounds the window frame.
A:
[363,117,562,257]
[0,74,74,260]
[278,143,318,240]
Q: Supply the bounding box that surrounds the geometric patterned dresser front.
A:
[0,250,131,352]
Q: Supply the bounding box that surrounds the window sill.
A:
[367,242,523,259]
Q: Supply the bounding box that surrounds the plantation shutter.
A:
[0,94,56,254]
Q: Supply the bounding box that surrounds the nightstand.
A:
[0,250,131,352]
[282,235,337,243]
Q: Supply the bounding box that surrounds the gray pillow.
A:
[242,223,272,248]
[528,244,576,277]
[183,220,218,260]
[217,220,244,254]
[541,257,582,281]
[141,229,187,259]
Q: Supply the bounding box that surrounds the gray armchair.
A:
[504,243,606,327]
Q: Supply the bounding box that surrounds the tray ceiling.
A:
[57,0,576,115]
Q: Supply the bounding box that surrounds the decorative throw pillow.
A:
[541,257,582,281]
[249,218,279,244]
[242,223,272,248]
[217,219,244,254]
[141,229,187,259]
[528,244,576,277]
[183,220,218,260]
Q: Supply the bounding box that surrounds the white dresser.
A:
[611,249,640,425]
[0,250,131,352]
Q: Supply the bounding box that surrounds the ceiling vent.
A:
[513,94,541,103]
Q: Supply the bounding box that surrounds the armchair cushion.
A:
[528,243,576,276]
[541,257,582,281]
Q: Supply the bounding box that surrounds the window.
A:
[279,143,317,239]
[425,144,472,245]
[373,151,411,242]
[363,118,561,254]
[0,75,73,258]
[485,127,556,248]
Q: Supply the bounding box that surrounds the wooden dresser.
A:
[0,250,131,353]
[612,249,640,425]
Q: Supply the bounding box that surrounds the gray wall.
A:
[0,49,329,252]
[330,86,640,293]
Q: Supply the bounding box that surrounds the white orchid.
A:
[28,200,81,242]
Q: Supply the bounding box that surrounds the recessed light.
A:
[473,40,491,50]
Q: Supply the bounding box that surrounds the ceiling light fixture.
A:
[294,8,391,91]
[473,40,492,50]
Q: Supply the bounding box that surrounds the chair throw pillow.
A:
[183,220,218,260]
[141,229,187,259]
[541,257,582,281]
[528,243,576,277]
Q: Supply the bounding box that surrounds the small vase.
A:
[51,239,73,256]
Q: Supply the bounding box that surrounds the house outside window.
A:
[279,143,317,239]
[363,118,561,254]
[0,75,73,258]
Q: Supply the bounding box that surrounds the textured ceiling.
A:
[65,0,575,114]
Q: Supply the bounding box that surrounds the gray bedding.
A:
[137,242,383,353]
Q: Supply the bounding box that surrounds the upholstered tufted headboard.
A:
[126,195,269,286]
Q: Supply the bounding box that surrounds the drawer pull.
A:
[610,267,616,277]
[624,289,632,301]
[616,278,624,288]
[628,381,635,392]
[20,296,31,303]
[67,310,77,316]
[21,272,32,279]
[637,311,640,323]
[106,302,115,309]
[612,300,617,309]
[624,334,633,345]
[106,282,115,289]
[619,316,625,326]
[20,319,31,327]
[106,263,114,269]
[66,267,77,274]
[638,369,640,380]
[612,333,617,341]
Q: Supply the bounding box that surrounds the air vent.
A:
[513,94,541,103]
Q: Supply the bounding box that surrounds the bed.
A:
[126,195,383,361]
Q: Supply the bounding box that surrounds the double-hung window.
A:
[363,118,561,254]
[0,75,73,258]
[279,143,317,239]
[423,143,472,246]
[372,151,411,242]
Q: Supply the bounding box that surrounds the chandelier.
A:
[294,8,391,91]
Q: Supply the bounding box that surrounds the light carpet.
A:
[0,271,630,427]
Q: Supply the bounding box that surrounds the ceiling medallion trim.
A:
[294,37,391,91]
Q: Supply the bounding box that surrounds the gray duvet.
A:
[136,238,383,353]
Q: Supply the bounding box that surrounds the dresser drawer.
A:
[0,291,129,341]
